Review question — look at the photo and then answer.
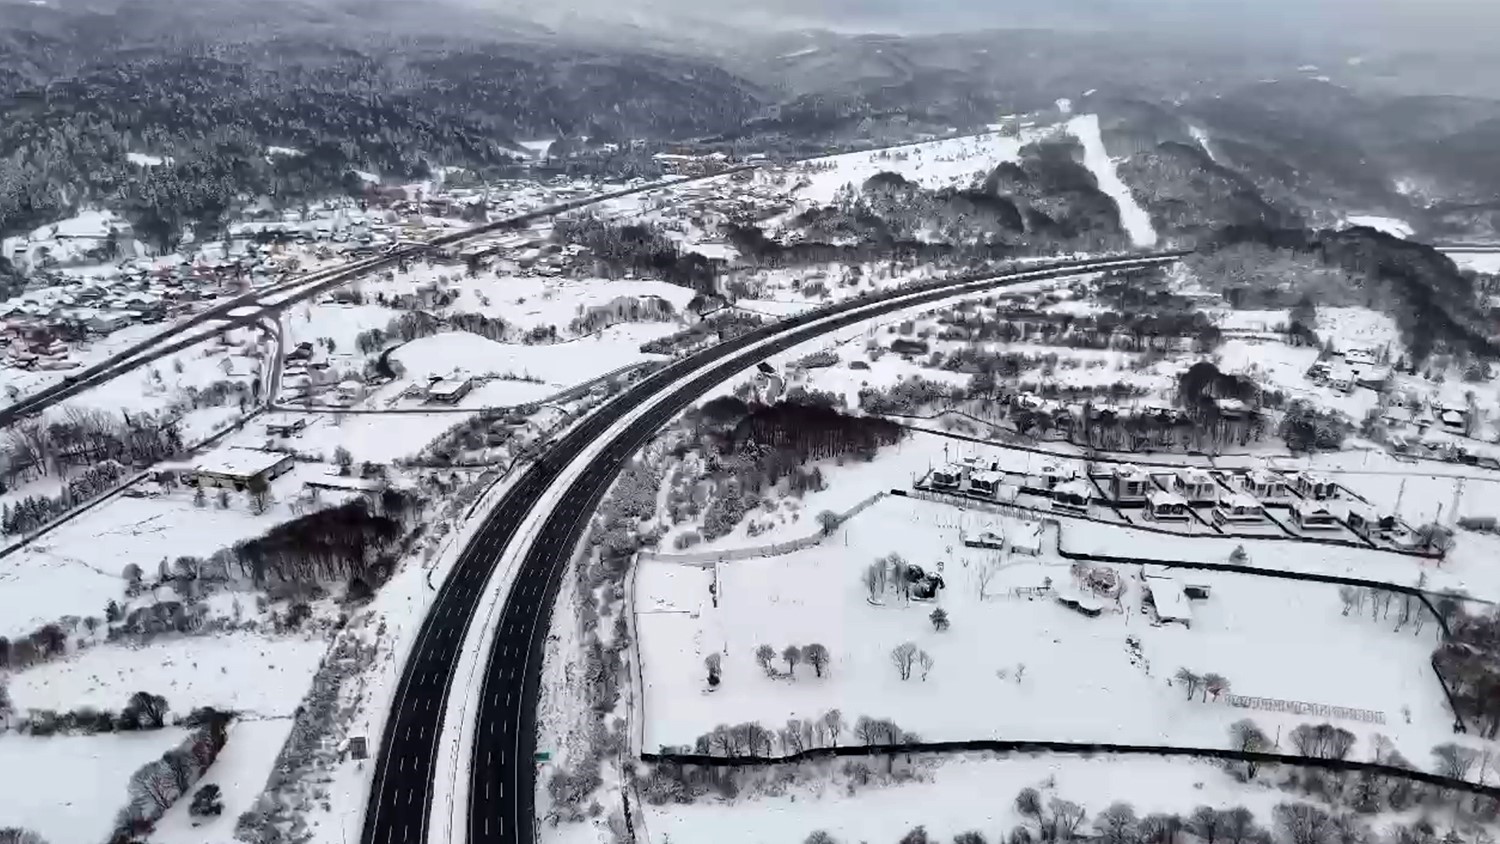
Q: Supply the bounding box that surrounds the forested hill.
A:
[0,0,766,244]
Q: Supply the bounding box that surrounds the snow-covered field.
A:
[644,752,1296,844]
[775,132,1029,208]
[637,494,1464,771]
[0,728,191,844]
[1448,252,1500,273]
[1,465,332,637]
[1345,216,1415,239]
[149,718,295,844]
[10,632,329,717]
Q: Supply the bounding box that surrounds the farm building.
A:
[189,447,294,491]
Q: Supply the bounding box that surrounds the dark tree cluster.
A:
[554,215,721,293]
[1278,400,1351,453]
[113,714,230,843]
[858,377,965,415]
[639,312,766,356]
[0,621,69,673]
[730,401,904,462]
[1433,607,1500,737]
[232,495,419,585]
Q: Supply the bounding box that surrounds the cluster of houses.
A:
[1309,347,1391,394]
[924,457,1393,537]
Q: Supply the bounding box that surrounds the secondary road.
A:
[359,251,1187,844]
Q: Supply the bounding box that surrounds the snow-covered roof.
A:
[1176,468,1213,484]
[193,447,290,479]
[1114,463,1147,479]
[1221,491,1262,509]
[1147,489,1187,507]
[1293,499,1340,518]
[1148,579,1192,622]
[971,470,1002,484]
[1055,479,1094,499]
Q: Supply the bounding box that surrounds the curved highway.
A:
[359,251,1187,844]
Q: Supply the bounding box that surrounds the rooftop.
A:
[194,447,290,479]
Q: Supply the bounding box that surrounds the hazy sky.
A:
[497,0,1498,45]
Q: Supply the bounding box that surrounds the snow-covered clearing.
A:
[1067,114,1158,248]
[636,494,1464,771]
[127,152,171,167]
[1447,252,1500,273]
[779,132,1028,207]
[149,718,295,844]
[0,728,190,844]
[1346,216,1415,239]
[390,329,666,388]
[644,753,1289,844]
[11,632,329,717]
[1,466,331,637]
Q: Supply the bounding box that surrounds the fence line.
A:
[1221,694,1386,725]
[640,739,1500,797]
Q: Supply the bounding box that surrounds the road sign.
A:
[533,751,551,763]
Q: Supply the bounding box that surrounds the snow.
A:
[1447,252,1500,273]
[636,494,1466,772]
[352,170,382,184]
[390,329,666,389]
[1,471,333,637]
[127,152,171,167]
[773,131,1030,208]
[266,146,303,158]
[0,728,191,844]
[643,753,1291,844]
[1188,125,1219,163]
[1067,114,1158,248]
[149,719,296,844]
[519,139,556,158]
[1346,215,1414,239]
[10,632,330,717]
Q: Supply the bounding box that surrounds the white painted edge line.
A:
[434,254,1177,844]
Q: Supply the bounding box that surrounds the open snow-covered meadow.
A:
[636,494,1464,772]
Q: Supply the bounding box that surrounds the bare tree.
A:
[781,718,807,754]
[1274,803,1332,844]
[1050,799,1088,843]
[1139,814,1180,844]
[822,709,845,747]
[1338,586,1358,616]
[1096,802,1141,844]
[918,649,934,681]
[804,832,839,844]
[782,645,802,675]
[1175,667,1202,700]
[854,715,881,746]
[977,561,1000,600]
[891,641,918,680]
[1189,807,1224,844]
[704,652,721,686]
[755,644,776,674]
[803,643,830,677]
[1229,719,1269,779]
[930,607,950,631]
[954,833,990,844]
[863,560,886,601]
[1432,743,1481,780]
[1201,672,1229,702]
[1015,788,1044,830]
[1221,808,1258,844]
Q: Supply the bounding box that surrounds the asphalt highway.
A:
[360,252,1186,844]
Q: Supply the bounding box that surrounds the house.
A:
[335,380,365,403]
[1051,479,1095,515]
[1348,506,1402,540]
[968,470,1002,498]
[1038,462,1074,490]
[1289,472,1339,501]
[86,311,131,334]
[1240,468,1289,502]
[1173,468,1218,505]
[427,376,473,405]
[1213,492,1266,526]
[285,342,315,363]
[1009,521,1045,556]
[265,416,309,437]
[1107,464,1151,505]
[962,529,1005,549]
[1142,574,1192,628]
[189,447,295,491]
[929,465,962,491]
[1144,489,1191,522]
[1439,407,1468,433]
[1292,500,1341,530]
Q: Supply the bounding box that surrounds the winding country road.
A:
[358,251,1187,844]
